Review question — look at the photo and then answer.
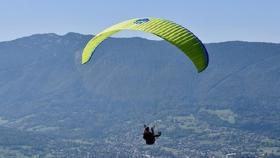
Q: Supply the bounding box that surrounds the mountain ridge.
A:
[0,32,279,157]
[2,32,280,45]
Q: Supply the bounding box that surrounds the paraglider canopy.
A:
[82,17,209,72]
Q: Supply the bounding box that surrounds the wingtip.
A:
[81,58,87,65]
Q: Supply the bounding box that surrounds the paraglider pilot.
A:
[143,125,161,145]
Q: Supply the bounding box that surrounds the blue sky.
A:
[1,0,279,43]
